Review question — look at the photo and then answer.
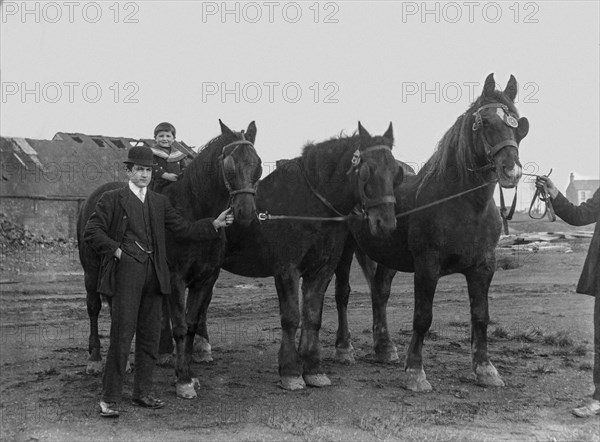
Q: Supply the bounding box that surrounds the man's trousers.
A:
[102,253,162,403]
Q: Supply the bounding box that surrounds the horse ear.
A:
[358,121,372,148]
[483,73,496,98]
[383,122,394,146]
[245,121,257,144]
[516,117,529,143]
[219,119,236,139]
[504,75,518,102]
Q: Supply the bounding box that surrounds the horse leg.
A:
[300,269,333,388]
[168,273,197,399]
[179,268,220,398]
[334,236,356,364]
[405,252,439,392]
[158,294,175,366]
[370,263,399,363]
[275,269,305,390]
[466,265,504,387]
[85,269,104,374]
[193,287,214,363]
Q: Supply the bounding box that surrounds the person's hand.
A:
[114,248,122,260]
[536,175,559,199]
[212,208,234,230]
[162,172,178,182]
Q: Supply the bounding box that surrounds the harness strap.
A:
[298,160,345,217]
[499,186,518,235]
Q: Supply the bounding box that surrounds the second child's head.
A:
[154,122,176,149]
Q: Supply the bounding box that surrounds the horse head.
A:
[470,73,529,188]
[218,120,262,226]
[354,122,402,236]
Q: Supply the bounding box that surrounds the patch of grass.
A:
[425,330,440,340]
[532,364,556,374]
[543,331,575,347]
[491,326,509,339]
[578,362,592,371]
[514,325,544,342]
[448,320,469,328]
[496,256,521,270]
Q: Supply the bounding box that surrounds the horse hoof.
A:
[125,360,133,373]
[176,382,198,399]
[405,368,432,392]
[277,376,306,391]
[374,348,400,364]
[475,363,505,387]
[193,337,213,363]
[334,346,356,364]
[157,353,174,367]
[303,374,332,388]
[86,360,103,375]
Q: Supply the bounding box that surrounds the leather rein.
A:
[258,144,395,222]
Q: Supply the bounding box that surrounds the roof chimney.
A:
[570,172,575,183]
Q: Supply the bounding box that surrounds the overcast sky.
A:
[1,1,598,208]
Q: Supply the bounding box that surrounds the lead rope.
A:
[525,170,556,222]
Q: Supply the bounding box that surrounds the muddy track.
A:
[1,244,599,441]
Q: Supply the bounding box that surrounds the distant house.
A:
[565,173,600,205]
[0,132,195,238]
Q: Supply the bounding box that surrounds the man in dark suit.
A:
[84,145,233,417]
[537,176,599,417]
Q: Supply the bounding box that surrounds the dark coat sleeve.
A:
[552,190,600,226]
[162,197,220,240]
[83,191,121,257]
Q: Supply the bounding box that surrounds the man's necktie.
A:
[138,188,145,203]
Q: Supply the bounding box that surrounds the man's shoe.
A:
[572,400,600,417]
[132,395,165,409]
[99,401,119,418]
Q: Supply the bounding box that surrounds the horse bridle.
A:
[298,144,397,219]
[218,132,259,202]
[470,102,522,233]
[350,145,397,210]
[469,103,520,173]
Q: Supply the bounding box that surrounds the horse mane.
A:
[163,133,233,218]
[300,132,359,181]
[418,90,517,191]
[181,134,224,191]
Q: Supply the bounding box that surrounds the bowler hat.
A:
[124,146,156,167]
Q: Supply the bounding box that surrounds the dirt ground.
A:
[1,217,599,441]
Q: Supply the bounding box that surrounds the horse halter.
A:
[470,103,520,173]
[218,132,259,201]
[471,102,522,234]
[348,145,397,210]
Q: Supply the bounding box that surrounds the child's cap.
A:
[154,122,176,138]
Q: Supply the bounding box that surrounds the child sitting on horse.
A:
[150,122,189,194]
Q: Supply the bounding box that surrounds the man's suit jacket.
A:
[84,185,220,295]
[553,189,600,296]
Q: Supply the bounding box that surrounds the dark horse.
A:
[334,74,529,391]
[77,121,262,384]
[208,122,403,391]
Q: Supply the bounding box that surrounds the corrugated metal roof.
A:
[1,132,198,199]
[1,133,129,198]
